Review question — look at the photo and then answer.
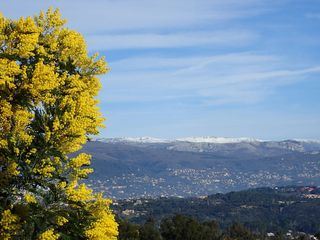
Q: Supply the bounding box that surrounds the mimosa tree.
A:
[0,8,118,239]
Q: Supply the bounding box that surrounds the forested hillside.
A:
[113,186,320,234]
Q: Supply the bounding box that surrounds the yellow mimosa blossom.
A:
[25,193,37,204]
[55,216,68,226]
[0,210,21,240]
[85,195,118,240]
[38,228,59,240]
[66,182,93,202]
[7,162,20,176]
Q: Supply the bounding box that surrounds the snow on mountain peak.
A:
[176,136,261,144]
[94,136,320,144]
[95,137,170,143]
[95,136,262,144]
[292,139,320,144]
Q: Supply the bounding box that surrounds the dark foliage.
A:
[118,214,317,240]
[114,186,320,234]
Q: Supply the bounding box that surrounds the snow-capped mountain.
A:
[176,136,262,144]
[94,136,320,145]
[92,136,320,154]
[95,136,171,144]
[293,139,320,144]
[95,136,263,144]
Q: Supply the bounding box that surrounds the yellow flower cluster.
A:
[30,60,59,104]
[85,212,118,240]
[85,195,118,240]
[5,16,40,58]
[68,153,93,179]
[33,157,56,178]
[55,216,68,226]
[6,162,20,176]
[25,193,37,204]
[66,182,93,202]
[0,59,21,90]
[38,228,59,240]
[0,210,21,240]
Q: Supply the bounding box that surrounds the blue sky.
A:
[2,0,320,139]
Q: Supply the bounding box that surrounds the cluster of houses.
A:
[267,230,319,240]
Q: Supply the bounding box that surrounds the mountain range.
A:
[81,137,320,199]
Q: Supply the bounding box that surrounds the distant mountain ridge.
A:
[93,136,320,154]
[95,136,266,144]
[83,137,320,199]
[94,136,320,144]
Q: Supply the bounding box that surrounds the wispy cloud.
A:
[102,53,320,105]
[87,30,257,50]
[2,0,271,33]
[3,0,320,138]
[110,52,277,71]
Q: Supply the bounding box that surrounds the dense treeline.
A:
[117,214,320,240]
[114,187,320,234]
